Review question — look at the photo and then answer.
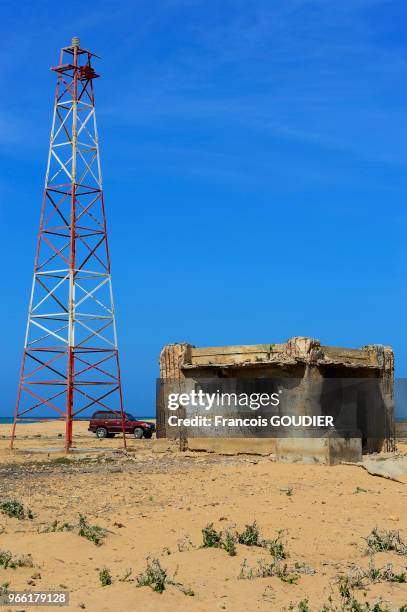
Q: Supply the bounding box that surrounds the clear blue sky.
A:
[1,0,406,417]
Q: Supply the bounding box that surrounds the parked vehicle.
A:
[88,411,155,439]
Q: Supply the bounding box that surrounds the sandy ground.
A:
[0,421,406,611]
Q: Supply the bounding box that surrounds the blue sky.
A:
[1,0,406,417]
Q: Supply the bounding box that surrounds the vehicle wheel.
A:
[96,427,108,439]
[133,427,144,439]
[143,432,153,439]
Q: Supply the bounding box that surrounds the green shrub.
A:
[264,531,287,560]
[336,574,392,611]
[0,550,33,569]
[78,514,106,546]
[223,531,237,557]
[136,557,194,596]
[0,499,33,520]
[41,515,106,545]
[367,562,406,584]
[281,486,293,496]
[201,523,222,548]
[238,521,261,546]
[364,528,407,555]
[201,523,237,555]
[274,562,299,584]
[297,600,311,612]
[136,558,168,593]
[99,567,112,587]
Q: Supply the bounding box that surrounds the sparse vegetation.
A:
[201,523,222,548]
[136,557,194,596]
[264,531,287,560]
[255,559,276,578]
[0,499,33,520]
[290,577,396,612]
[353,486,368,494]
[40,514,106,545]
[77,514,106,546]
[375,563,406,583]
[337,573,364,596]
[118,568,133,582]
[0,582,9,596]
[99,567,112,587]
[238,521,261,546]
[239,559,255,580]
[239,558,299,583]
[273,562,299,584]
[293,562,316,575]
[341,560,407,588]
[177,585,195,597]
[289,600,311,612]
[223,530,237,556]
[40,520,75,533]
[177,535,194,552]
[201,523,236,556]
[138,558,164,591]
[0,550,33,569]
[201,521,290,564]
[227,521,289,562]
[270,561,297,583]
[338,585,390,611]
[364,527,407,555]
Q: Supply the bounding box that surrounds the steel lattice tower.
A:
[11,37,127,451]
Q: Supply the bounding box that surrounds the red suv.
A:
[89,411,155,439]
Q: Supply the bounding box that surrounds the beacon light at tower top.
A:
[10,38,127,452]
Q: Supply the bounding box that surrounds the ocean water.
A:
[0,417,60,424]
[0,416,154,423]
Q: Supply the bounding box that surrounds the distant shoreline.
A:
[0,416,156,423]
[0,416,405,423]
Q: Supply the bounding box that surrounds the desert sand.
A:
[0,421,406,611]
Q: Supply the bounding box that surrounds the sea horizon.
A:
[0,416,155,423]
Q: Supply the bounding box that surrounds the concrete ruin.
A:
[157,337,395,464]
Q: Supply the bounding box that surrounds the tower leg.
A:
[10,351,26,450]
[116,351,127,450]
[65,348,74,452]
[9,419,17,450]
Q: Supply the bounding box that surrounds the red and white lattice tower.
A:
[11,37,127,451]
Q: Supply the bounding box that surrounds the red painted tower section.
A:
[11,38,127,451]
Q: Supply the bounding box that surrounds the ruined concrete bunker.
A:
[157,337,394,464]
